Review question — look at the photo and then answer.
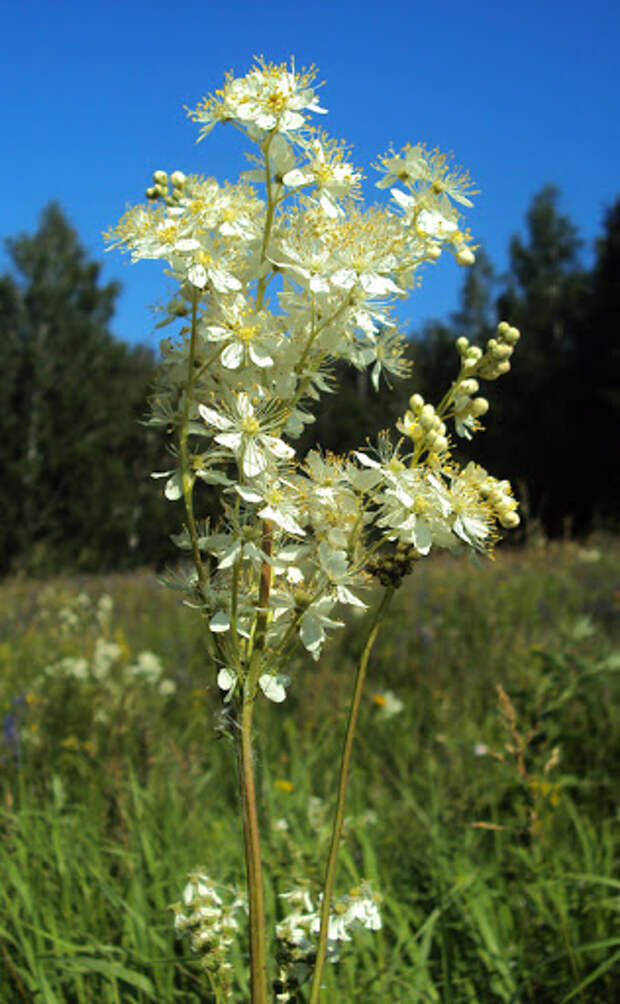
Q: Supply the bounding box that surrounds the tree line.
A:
[0,191,617,574]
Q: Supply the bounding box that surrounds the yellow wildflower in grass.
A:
[275,780,295,793]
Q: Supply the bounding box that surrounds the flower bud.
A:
[456,247,475,266]
[153,169,168,185]
[500,511,520,528]
[433,435,448,453]
[427,244,441,260]
[458,378,479,395]
[491,343,512,361]
[496,321,509,336]
[471,397,489,417]
[419,404,436,430]
[170,170,187,188]
[455,337,469,354]
[409,393,424,411]
[145,186,159,200]
[503,325,520,345]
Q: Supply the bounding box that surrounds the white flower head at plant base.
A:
[106,55,522,1003]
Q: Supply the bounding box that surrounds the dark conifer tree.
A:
[492,187,591,534]
[0,203,173,572]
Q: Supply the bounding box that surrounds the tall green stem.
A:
[236,519,273,1004]
[238,696,268,1004]
[308,587,395,1004]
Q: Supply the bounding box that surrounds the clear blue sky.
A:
[3,0,619,348]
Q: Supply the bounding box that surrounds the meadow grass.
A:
[1,538,618,1002]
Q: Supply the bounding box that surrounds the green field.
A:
[1,539,618,1002]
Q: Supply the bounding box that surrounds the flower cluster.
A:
[22,593,176,758]
[106,57,520,705]
[274,883,382,997]
[173,873,246,999]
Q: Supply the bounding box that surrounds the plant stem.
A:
[238,695,269,1004]
[179,290,207,590]
[236,518,273,1004]
[308,586,395,1004]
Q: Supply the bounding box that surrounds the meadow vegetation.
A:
[1,538,618,1002]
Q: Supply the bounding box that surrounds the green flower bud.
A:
[458,378,479,395]
[409,393,424,411]
[145,186,159,200]
[170,170,187,188]
[503,325,520,345]
[455,337,469,353]
[491,343,512,361]
[419,404,436,430]
[153,169,168,185]
[471,397,489,417]
[500,511,520,528]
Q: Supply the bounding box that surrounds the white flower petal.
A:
[258,505,306,536]
[242,439,267,478]
[209,266,241,292]
[236,485,263,503]
[209,611,231,633]
[263,435,295,461]
[220,342,243,369]
[217,668,236,691]
[164,472,183,500]
[259,674,287,703]
[236,393,253,419]
[249,345,273,368]
[336,585,367,608]
[300,613,324,653]
[175,238,201,252]
[198,404,231,431]
[188,264,208,289]
[353,451,381,469]
[413,518,433,555]
[215,431,243,452]
[282,167,312,188]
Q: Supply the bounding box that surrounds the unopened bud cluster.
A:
[446,322,521,439]
[397,394,449,458]
[457,321,520,380]
[366,541,418,588]
[146,168,188,206]
[478,472,520,529]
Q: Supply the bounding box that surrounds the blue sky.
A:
[3,0,619,348]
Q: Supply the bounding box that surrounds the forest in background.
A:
[1,188,618,575]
